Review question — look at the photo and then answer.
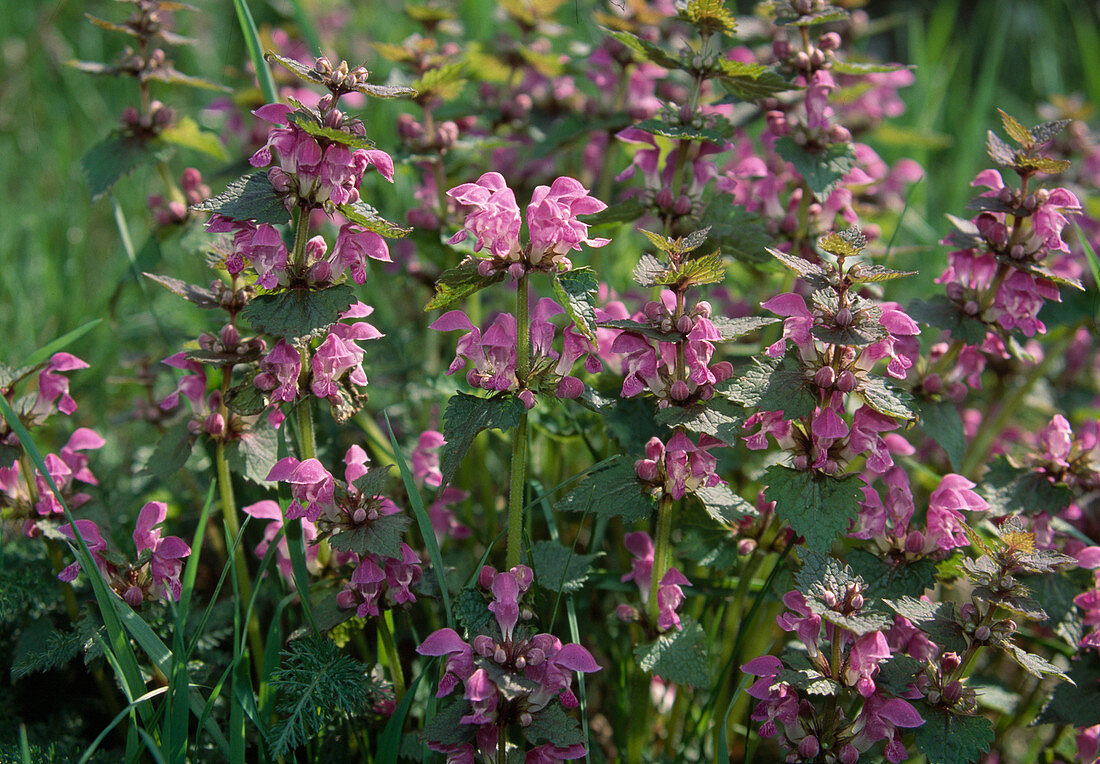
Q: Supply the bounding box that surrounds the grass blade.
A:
[233,0,279,105]
[377,661,429,764]
[20,319,103,367]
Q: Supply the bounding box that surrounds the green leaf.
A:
[681,0,737,34]
[158,116,228,161]
[698,200,772,263]
[858,377,916,421]
[778,666,840,695]
[774,138,855,200]
[1029,118,1073,145]
[412,61,468,100]
[529,540,601,594]
[352,464,391,498]
[453,588,497,640]
[831,60,913,75]
[1023,572,1083,650]
[764,246,830,288]
[716,58,792,100]
[82,132,164,201]
[422,697,476,749]
[885,597,968,653]
[240,284,356,341]
[553,455,655,522]
[978,454,1073,516]
[605,28,683,71]
[634,118,726,144]
[634,616,709,687]
[633,253,671,287]
[224,374,270,416]
[21,319,103,368]
[670,253,726,288]
[723,353,816,420]
[286,111,376,150]
[913,705,995,764]
[1036,652,1100,726]
[143,273,220,309]
[426,261,506,311]
[142,421,196,477]
[710,315,781,340]
[327,514,412,559]
[848,264,918,284]
[692,483,755,525]
[773,4,849,25]
[225,421,279,484]
[337,200,411,237]
[996,108,1031,145]
[763,466,863,551]
[1004,642,1072,683]
[553,267,599,342]
[986,130,1017,167]
[655,399,743,444]
[597,319,680,343]
[818,227,866,259]
[440,392,525,485]
[523,703,586,748]
[192,171,290,225]
[906,296,989,345]
[917,398,966,469]
[845,549,937,599]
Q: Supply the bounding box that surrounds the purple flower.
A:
[266,457,336,521]
[255,340,301,403]
[242,500,319,583]
[526,176,609,263]
[37,353,89,416]
[927,473,989,550]
[447,171,522,259]
[330,223,391,284]
[133,501,191,600]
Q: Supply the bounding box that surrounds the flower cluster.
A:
[616,531,692,632]
[417,565,600,761]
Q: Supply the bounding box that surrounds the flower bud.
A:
[835,307,853,326]
[798,735,820,759]
[943,680,964,704]
[772,39,791,59]
[849,592,864,611]
[494,647,507,663]
[836,370,857,393]
[124,586,145,607]
[905,530,926,554]
[220,324,240,349]
[673,195,693,216]
[793,454,809,470]
[840,744,859,764]
[923,373,942,394]
[655,188,675,209]
[814,366,836,389]
[819,32,842,50]
[519,712,532,727]
[829,124,852,143]
[670,380,690,401]
[963,300,980,316]
[1010,244,1026,260]
[940,651,962,673]
[515,655,526,670]
[635,459,660,483]
[823,458,839,474]
[181,167,202,192]
[676,314,694,333]
[810,48,826,68]
[974,625,991,642]
[478,566,496,589]
[353,508,367,524]
[823,590,838,608]
[795,50,811,70]
[204,412,226,439]
[738,538,757,555]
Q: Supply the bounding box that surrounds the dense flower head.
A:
[634,432,724,501]
[447,172,608,276]
[309,302,383,412]
[416,565,599,761]
[618,531,692,631]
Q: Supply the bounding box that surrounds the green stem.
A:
[506,276,531,570]
[647,493,675,626]
[297,388,317,461]
[378,611,406,701]
[291,203,311,272]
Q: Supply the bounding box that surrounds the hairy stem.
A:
[647,493,675,626]
[506,274,531,570]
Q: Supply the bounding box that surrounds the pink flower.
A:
[927,473,988,550]
[255,340,301,403]
[37,353,89,416]
[526,176,609,263]
[242,500,319,583]
[447,172,522,259]
[266,457,336,521]
[133,501,191,600]
[57,519,110,583]
[160,352,206,411]
[331,223,391,284]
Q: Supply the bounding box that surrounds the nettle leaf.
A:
[1029,118,1073,145]
[692,483,755,525]
[441,392,525,485]
[1024,572,1083,650]
[635,616,709,687]
[765,246,830,289]
[328,514,412,559]
[846,549,937,599]
[454,588,497,640]
[143,273,219,308]
[192,171,290,225]
[831,60,913,75]
[142,421,196,477]
[763,466,863,551]
[422,697,476,748]
[724,353,816,421]
[634,118,727,144]
[656,398,743,444]
[779,666,840,695]
[906,296,989,345]
[605,28,683,71]
[352,465,391,498]
[158,116,228,161]
[286,112,375,151]
[848,264,918,284]
[337,201,411,238]
[664,253,726,289]
[529,540,601,594]
[554,456,655,522]
[773,3,849,26]
[681,0,736,34]
[978,455,1073,516]
[633,252,671,287]
[699,200,773,263]
[996,108,1031,145]
[225,373,270,417]
[1036,652,1100,726]
[886,598,967,654]
[1018,155,1073,174]
[426,261,507,311]
[1014,259,1084,290]
[598,319,680,343]
[918,398,966,470]
[523,703,586,748]
[82,132,166,201]
[716,58,792,100]
[858,377,917,421]
[241,284,356,342]
[553,267,599,342]
[775,138,856,200]
[913,705,995,764]
[795,549,861,592]
[226,422,279,484]
[1005,642,1072,683]
[412,62,468,100]
[710,315,781,340]
[818,228,865,260]
[986,130,1017,167]
[965,195,1021,215]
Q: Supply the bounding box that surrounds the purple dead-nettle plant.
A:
[417,564,600,762]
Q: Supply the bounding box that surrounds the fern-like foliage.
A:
[10,609,104,680]
[0,546,60,622]
[267,635,386,757]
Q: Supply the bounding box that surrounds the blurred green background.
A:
[0,0,1096,426]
